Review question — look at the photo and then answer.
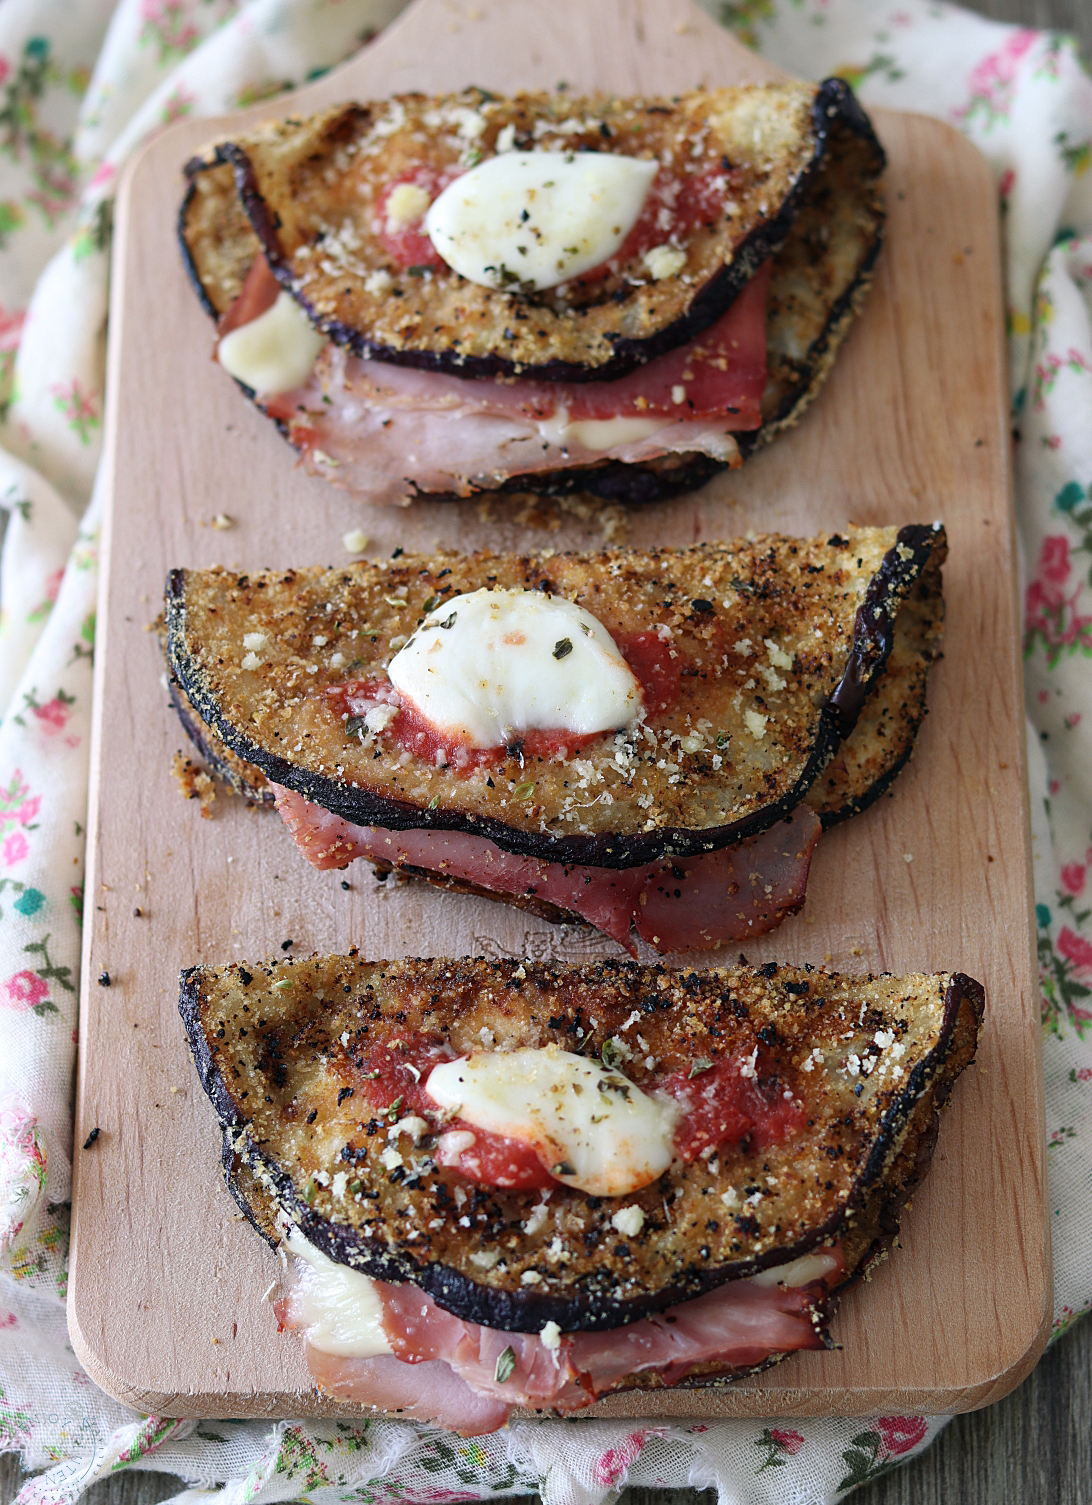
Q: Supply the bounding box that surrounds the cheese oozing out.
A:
[218,290,325,396]
[386,588,642,749]
[424,1045,680,1197]
[425,151,658,292]
[284,1233,393,1357]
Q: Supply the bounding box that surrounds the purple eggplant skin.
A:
[177,959,983,1335]
[164,523,943,871]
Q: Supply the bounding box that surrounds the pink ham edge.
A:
[255,269,769,505]
[272,785,821,954]
[282,1249,842,1435]
[305,1350,512,1435]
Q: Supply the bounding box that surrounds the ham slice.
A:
[272,785,821,953]
[227,258,769,505]
[306,1350,511,1435]
[284,1250,841,1435]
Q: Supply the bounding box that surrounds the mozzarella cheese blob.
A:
[386,588,641,748]
[217,290,325,395]
[284,1233,393,1357]
[425,151,658,292]
[425,1045,680,1197]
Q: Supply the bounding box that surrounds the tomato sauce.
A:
[374,167,459,270]
[574,162,741,285]
[659,1055,807,1160]
[344,1034,553,1191]
[324,639,680,776]
[614,630,683,715]
[338,1031,803,1195]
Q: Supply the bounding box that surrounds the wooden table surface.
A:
[3,0,1089,1502]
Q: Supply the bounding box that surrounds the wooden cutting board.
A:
[68,0,1050,1421]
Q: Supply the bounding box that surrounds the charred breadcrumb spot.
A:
[98,972,110,987]
[83,1127,100,1149]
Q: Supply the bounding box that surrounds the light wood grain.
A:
[68,0,1048,1424]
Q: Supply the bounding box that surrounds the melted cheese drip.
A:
[218,290,325,395]
[386,588,641,748]
[425,1045,679,1196]
[425,151,658,292]
[749,1250,842,1287]
[537,412,665,452]
[285,1234,393,1358]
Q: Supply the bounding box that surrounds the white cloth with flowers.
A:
[0,2,1090,1502]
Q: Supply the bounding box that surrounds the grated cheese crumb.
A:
[610,1205,646,1237]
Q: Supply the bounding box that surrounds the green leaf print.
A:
[0,1386,33,1448]
[837,1431,898,1494]
[1037,900,1092,1037]
[0,38,79,228]
[24,932,74,993]
[717,1,774,50]
[1054,129,1092,176]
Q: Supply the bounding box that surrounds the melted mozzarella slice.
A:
[424,1046,680,1197]
[218,290,325,395]
[425,151,657,292]
[749,1250,842,1288]
[387,588,641,748]
[285,1234,394,1358]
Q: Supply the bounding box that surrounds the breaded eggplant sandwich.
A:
[180,954,983,1432]
[179,81,885,506]
[164,523,945,952]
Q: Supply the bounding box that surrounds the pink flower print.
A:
[956,30,1037,128]
[878,1416,928,1456]
[89,163,116,193]
[27,567,62,625]
[1062,863,1086,895]
[49,380,100,445]
[0,304,24,354]
[1075,1066,1092,1081]
[769,1428,805,1455]
[1058,926,1092,972]
[33,696,70,733]
[1025,537,1092,664]
[18,796,38,826]
[1039,535,1071,584]
[592,1430,654,1487]
[2,831,27,867]
[2,971,48,1010]
[0,1311,15,1329]
[160,84,197,126]
[998,168,1015,200]
[140,1,199,59]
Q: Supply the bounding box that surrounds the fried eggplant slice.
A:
[164,524,945,870]
[178,82,883,505]
[180,954,983,1336]
[180,81,883,380]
